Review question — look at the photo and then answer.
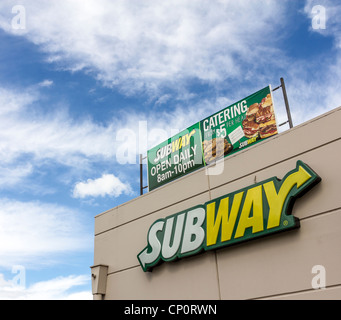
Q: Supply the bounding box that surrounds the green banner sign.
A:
[148,86,278,191]
[138,161,321,272]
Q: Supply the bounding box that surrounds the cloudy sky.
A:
[0,0,340,299]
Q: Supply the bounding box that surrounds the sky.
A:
[0,0,340,299]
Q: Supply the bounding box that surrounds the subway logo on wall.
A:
[138,161,321,272]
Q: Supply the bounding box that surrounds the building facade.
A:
[92,106,341,300]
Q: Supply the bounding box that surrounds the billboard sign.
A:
[147,86,278,191]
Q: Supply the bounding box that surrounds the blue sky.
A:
[0,0,340,299]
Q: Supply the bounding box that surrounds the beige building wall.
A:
[93,106,341,300]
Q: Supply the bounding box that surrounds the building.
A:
[91,106,341,300]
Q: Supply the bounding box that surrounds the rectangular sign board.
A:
[147,86,278,191]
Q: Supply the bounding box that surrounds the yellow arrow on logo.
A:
[264,163,313,230]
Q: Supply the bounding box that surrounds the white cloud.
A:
[0,87,117,167]
[38,79,54,87]
[0,0,287,96]
[0,274,92,300]
[0,86,38,116]
[0,163,33,187]
[0,86,133,197]
[73,173,133,198]
[0,198,92,268]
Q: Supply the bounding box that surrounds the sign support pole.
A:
[140,154,143,196]
[140,154,148,195]
[273,77,293,129]
[280,77,293,129]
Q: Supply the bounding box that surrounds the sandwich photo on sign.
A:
[242,93,278,140]
[202,137,233,165]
